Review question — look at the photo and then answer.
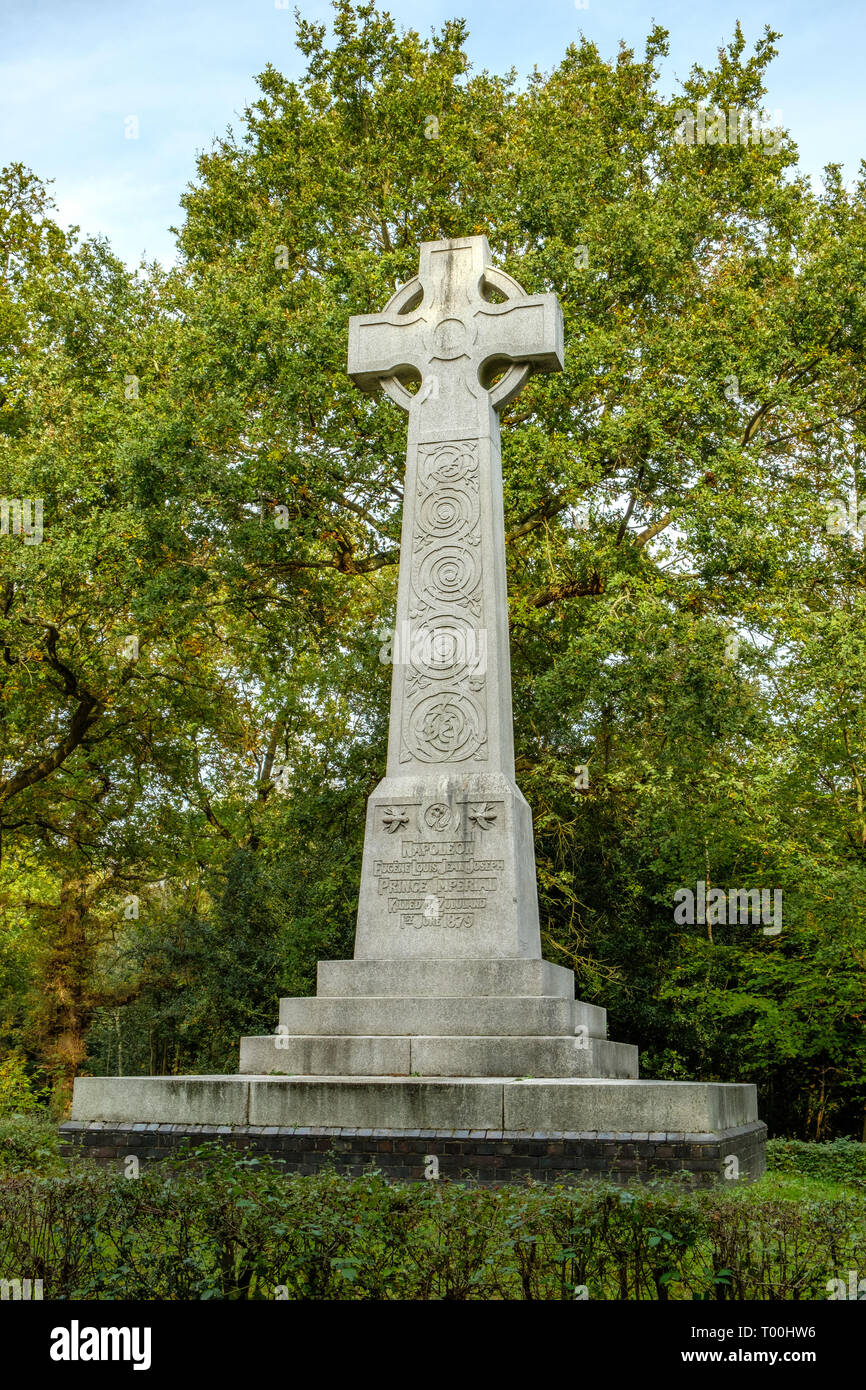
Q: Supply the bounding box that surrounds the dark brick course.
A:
[58,1120,767,1185]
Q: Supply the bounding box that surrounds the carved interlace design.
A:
[400,440,487,764]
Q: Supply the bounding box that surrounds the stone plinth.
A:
[236,954,638,1080]
[70,1074,759,1134]
[67,952,765,1182]
[68,949,766,1182]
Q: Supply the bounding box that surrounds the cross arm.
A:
[347,309,427,393]
[474,293,564,376]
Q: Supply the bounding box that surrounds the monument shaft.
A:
[348,236,563,959]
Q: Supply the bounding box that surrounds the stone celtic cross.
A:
[71,235,762,1185]
[348,235,563,960]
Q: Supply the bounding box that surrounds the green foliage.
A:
[0,1050,47,1116]
[768,1139,866,1186]
[0,1112,63,1175]
[0,1148,863,1300]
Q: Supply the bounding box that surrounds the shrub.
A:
[767,1139,866,1187]
[0,1113,63,1177]
[0,1145,864,1300]
[0,1051,47,1117]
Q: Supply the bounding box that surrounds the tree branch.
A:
[506,495,570,544]
[0,693,102,804]
[525,572,606,611]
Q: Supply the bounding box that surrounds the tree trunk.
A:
[34,873,97,1116]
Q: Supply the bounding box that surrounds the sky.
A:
[1,0,863,267]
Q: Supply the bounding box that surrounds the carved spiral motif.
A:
[417,485,475,540]
[400,437,487,764]
[405,692,485,763]
[409,615,484,683]
[415,545,481,608]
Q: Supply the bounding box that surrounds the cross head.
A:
[348,236,563,435]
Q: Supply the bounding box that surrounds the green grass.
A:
[751,1169,860,1203]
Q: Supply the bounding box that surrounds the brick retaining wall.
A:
[59,1119,767,1184]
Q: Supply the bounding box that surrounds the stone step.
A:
[277,995,607,1039]
[409,1037,638,1080]
[69,1073,759,1135]
[317,958,576,999]
[238,1034,638,1079]
[240,1035,409,1077]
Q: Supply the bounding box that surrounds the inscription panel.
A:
[372,804,506,930]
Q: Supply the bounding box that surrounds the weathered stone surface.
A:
[277,994,606,1038]
[502,1080,759,1133]
[239,1032,633,1078]
[316,958,577,998]
[70,1075,757,1142]
[248,1077,505,1130]
[238,1035,411,1076]
[408,1037,638,1079]
[71,1076,250,1125]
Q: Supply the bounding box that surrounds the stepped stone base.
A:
[59,1119,767,1186]
[66,958,766,1184]
[239,956,636,1080]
